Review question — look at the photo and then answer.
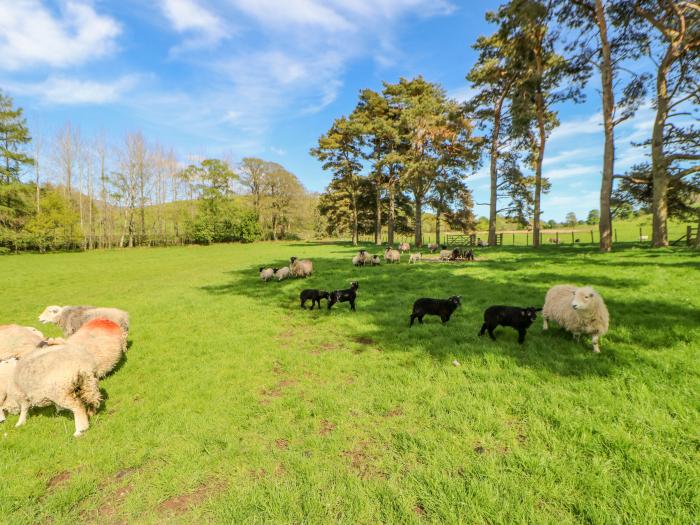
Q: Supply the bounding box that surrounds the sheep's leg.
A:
[542,317,549,330]
[479,323,487,337]
[591,335,601,353]
[410,314,416,327]
[349,299,356,311]
[487,328,496,341]
[518,329,526,344]
[0,408,5,423]
[418,315,424,324]
[71,404,90,437]
[441,314,450,324]
[15,401,29,428]
[300,299,306,309]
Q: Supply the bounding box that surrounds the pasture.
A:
[1,242,699,524]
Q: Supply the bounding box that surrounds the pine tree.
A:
[0,90,33,185]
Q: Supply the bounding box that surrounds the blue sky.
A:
[0,0,656,222]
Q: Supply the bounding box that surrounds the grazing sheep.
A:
[398,242,410,253]
[479,306,541,344]
[428,243,438,253]
[0,325,45,361]
[464,249,475,262]
[410,296,461,326]
[300,289,330,310]
[408,253,422,264]
[67,318,128,378]
[328,282,359,311]
[439,249,452,261]
[384,248,400,264]
[548,238,561,245]
[13,343,101,437]
[450,248,462,261]
[275,267,290,281]
[0,358,21,423]
[259,267,275,282]
[39,306,129,337]
[542,285,609,353]
[369,255,381,266]
[477,239,486,247]
[289,257,313,277]
[352,250,371,266]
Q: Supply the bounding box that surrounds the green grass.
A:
[1,242,699,524]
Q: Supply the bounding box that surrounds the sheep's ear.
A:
[521,311,526,316]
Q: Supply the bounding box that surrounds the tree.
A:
[558,0,647,252]
[264,165,304,240]
[0,90,33,186]
[498,0,588,247]
[467,16,522,245]
[631,0,700,247]
[565,211,578,226]
[586,209,600,224]
[239,157,272,219]
[311,116,364,246]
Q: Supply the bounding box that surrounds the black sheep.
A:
[300,289,330,310]
[328,282,359,311]
[464,249,475,261]
[479,306,541,344]
[409,296,461,326]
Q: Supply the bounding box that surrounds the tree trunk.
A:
[488,94,506,247]
[387,181,395,246]
[351,194,358,246]
[533,48,546,249]
[596,0,614,253]
[414,194,422,247]
[374,177,382,245]
[651,55,673,247]
[435,210,441,247]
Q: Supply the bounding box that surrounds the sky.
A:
[0,0,658,222]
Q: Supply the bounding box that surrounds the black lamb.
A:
[409,296,461,326]
[464,249,475,261]
[328,281,359,311]
[479,305,541,344]
[300,289,330,310]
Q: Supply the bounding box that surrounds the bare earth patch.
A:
[319,419,336,436]
[47,470,72,490]
[384,406,404,417]
[260,379,297,404]
[341,440,385,479]
[157,479,226,517]
[353,336,375,346]
[275,438,289,449]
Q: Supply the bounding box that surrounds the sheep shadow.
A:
[196,242,698,377]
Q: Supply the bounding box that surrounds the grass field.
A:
[1,242,699,524]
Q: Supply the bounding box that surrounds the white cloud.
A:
[550,112,602,141]
[160,0,228,49]
[13,75,140,104]
[543,147,599,167]
[0,1,121,70]
[544,164,596,180]
[231,0,354,32]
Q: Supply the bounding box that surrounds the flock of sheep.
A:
[260,246,610,353]
[0,306,129,437]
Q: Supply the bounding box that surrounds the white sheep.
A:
[39,306,130,337]
[439,249,452,261]
[408,253,422,264]
[259,267,275,281]
[275,267,290,281]
[384,248,400,263]
[542,284,609,353]
[0,325,45,361]
[13,343,101,437]
[0,358,21,423]
[289,257,313,277]
[369,255,381,266]
[398,242,410,253]
[352,250,370,266]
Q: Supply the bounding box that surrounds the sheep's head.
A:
[350,281,359,290]
[290,256,297,263]
[259,267,265,273]
[38,305,63,324]
[319,291,330,300]
[449,296,462,307]
[272,268,279,273]
[571,287,597,311]
[522,307,541,322]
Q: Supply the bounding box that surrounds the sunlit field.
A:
[1,242,699,524]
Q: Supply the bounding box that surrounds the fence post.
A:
[556,231,559,245]
[513,233,515,245]
[639,227,642,241]
[571,231,575,243]
[614,229,618,243]
[590,230,594,243]
[688,225,692,246]
[526,232,529,245]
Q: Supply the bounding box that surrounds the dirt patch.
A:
[384,406,403,418]
[92,483,134,522]
[473,444,486,455]
[319,419,336,436]
[353,336,375,345]
[248,468,267,480]
[311,341,341,354]
[114,467,139,481]
[414,502,427,517]
[157,480,226,516]
[274,463,287,477]
[341,441,384,479]
[47,470,72,489]
[277,330,295,339]
[260,379,296,404]
[275,438,289,449]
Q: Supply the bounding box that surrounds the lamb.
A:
[259,267,275,282]
[542,284,609,353]
[450,248,462,261]
[0,325,45,361]
[479,306,541,344]
[369,255,381,266]
[13,342,101,437]
[300,289,330,310]
[352,250,370,266]
[408,253,422,264]
[289,257,313,277]
[428,243,438,253]
[439,249,452,261]
[67,318,128,377]
[409,296,461,326]
[464,249,475,262]
[398,242,410,253]
[39,305,129,337]
[328,282,359,311]
[275,267,290,281]
[384,248,400,264]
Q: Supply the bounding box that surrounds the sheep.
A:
[39,306,129,337]
[428,243,438,253]
[67,318,128,378]
[409,296,461,326]
[408,253,422,264]
[328,282,359,311]
[0,358,21,423]
[369,255,381,266]
[542,284,609,353]
[300,289,330,310]
[639,235,649,241]
[398,242,410,253]
[352,250,370,266]
[259,267,275,282]
[275,267,290,281]
[479,306,541,344]
[289,257,313,277]
[464,249,475,262]
[439,249,452,261]
[450,248,462,261]
[13,343,101,437]
[0,325,45,361]
[384,248,400,264]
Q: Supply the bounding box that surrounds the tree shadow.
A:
[197,244,698,378]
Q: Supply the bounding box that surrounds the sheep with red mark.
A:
[39,305,129,337]
[68,318,128,378]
